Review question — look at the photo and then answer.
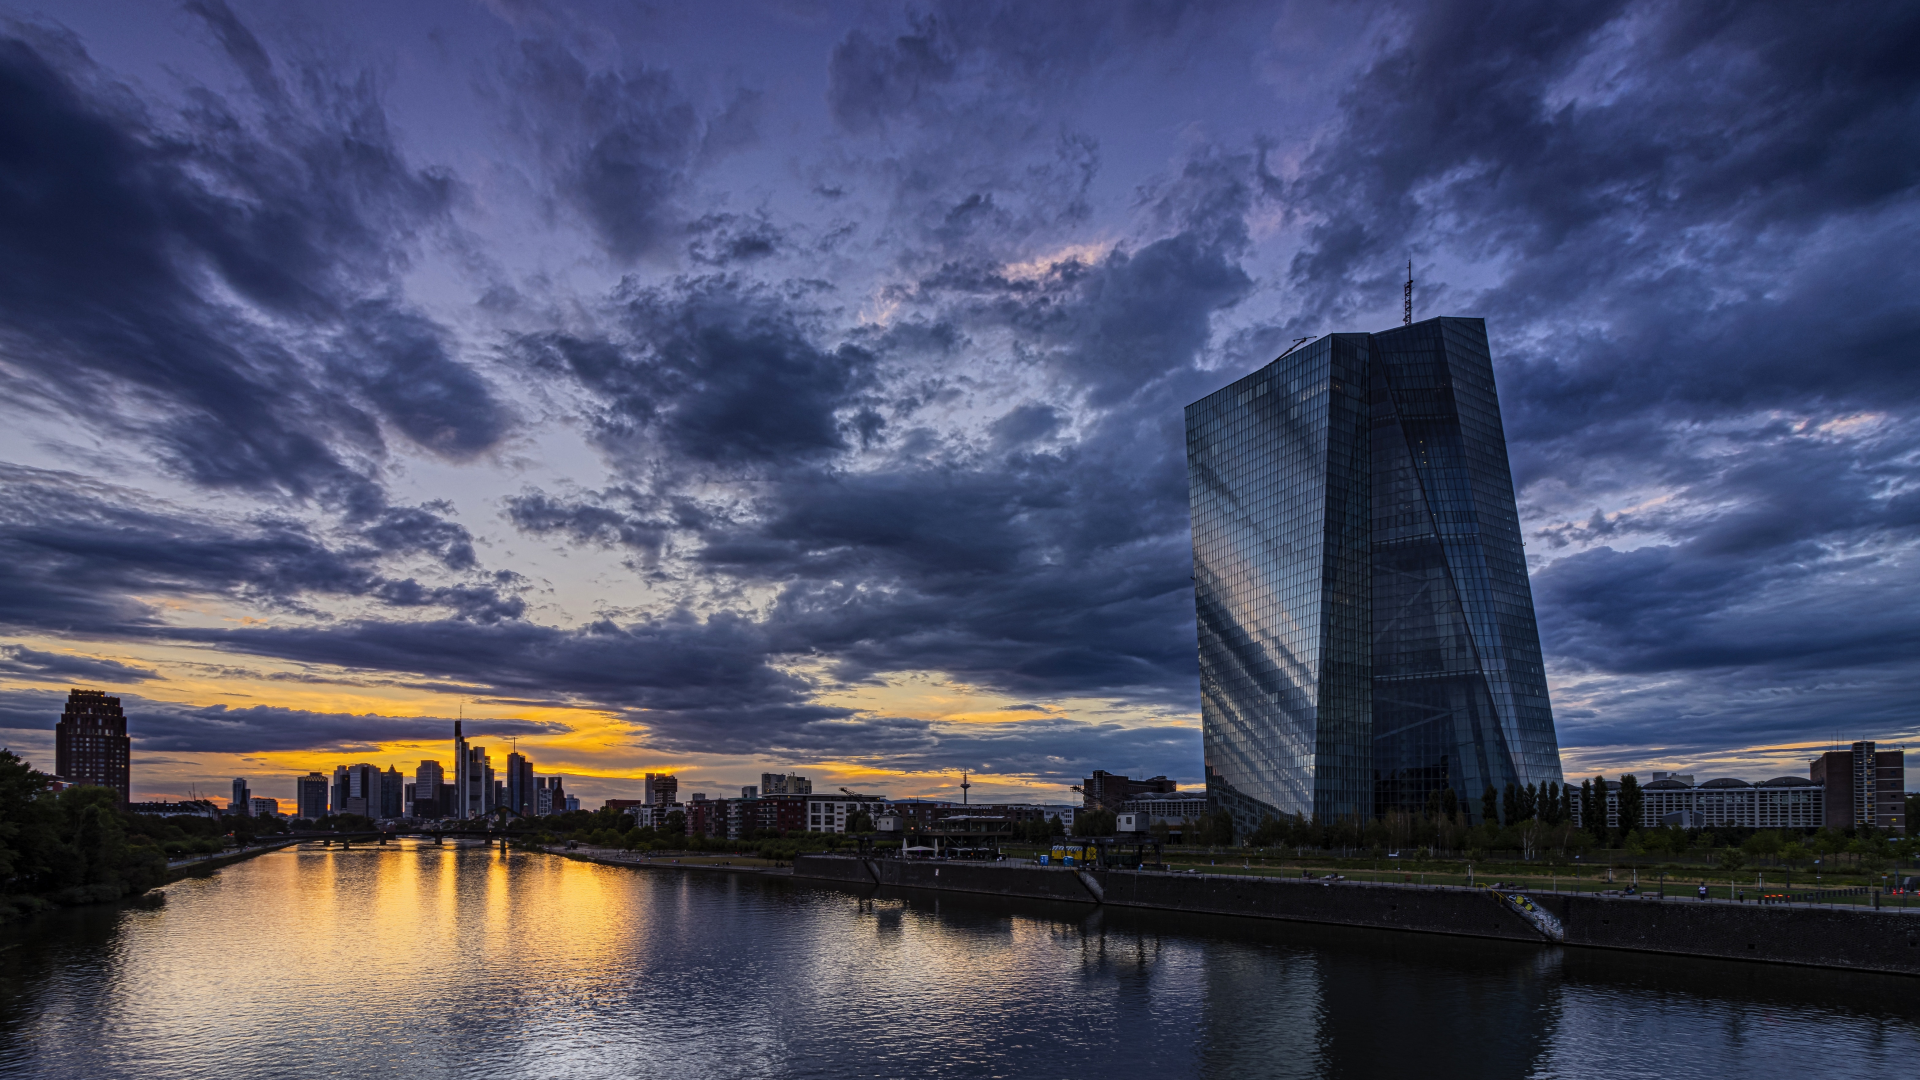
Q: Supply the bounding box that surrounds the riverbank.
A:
[164,838,303,883]
[549,845,793,874]
[792,855,1920,976]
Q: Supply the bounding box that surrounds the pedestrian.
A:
[1697,883,1708,901]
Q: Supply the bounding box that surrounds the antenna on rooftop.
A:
[1403,259,1413,325]
[961,773,970,806]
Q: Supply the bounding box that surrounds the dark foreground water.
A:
[1,841,1915,1079]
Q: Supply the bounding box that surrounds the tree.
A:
[1716,847,1746,872]
[1589,775,1609,841]
[1206,811,1236,847]
[1481,785,1499,827]
[1616,775,1643,841]
[1442,787,1460,822]
[1502,783,1518,826]
[846,811,875,834]
[1251,815,1287,847]
[1560,784,1574,826]
[1074,809,1116,837]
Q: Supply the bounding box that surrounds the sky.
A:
[0,0,1916,809]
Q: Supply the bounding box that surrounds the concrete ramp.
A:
[1495,890,1565,942]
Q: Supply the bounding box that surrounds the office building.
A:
[231,778,251,815]
[1811,742,1906,831]
[1080,771,1177,810]
[1638,776,1825,829]
[249,796,281,817]
[381,765,404,819]
[54,689,131,803]
[294,772,329,820]
[1186,317,1562,829]
[506,752,535,817]
[457,740,493,819]
[740,785,758,799]
[645,773,679,806]
[414,760,444,817]
[805,792,888,833]
[336,763,381,818]
[760,772,811,796]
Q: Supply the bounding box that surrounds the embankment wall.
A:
[790,856,1920,974]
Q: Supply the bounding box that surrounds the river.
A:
[0,839,1913,1078]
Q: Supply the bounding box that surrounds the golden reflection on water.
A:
[2,842,1919,1080]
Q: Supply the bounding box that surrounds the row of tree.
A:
[1,750,170,916]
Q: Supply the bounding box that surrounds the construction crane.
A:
[1070,784,1122,815]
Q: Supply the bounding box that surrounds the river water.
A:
[0,840,1913,1079]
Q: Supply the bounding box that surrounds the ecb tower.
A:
[1186,317,1561,830]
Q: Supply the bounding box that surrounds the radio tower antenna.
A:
[1403,259,1413,325]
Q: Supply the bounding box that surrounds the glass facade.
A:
[1187,318,1561,829]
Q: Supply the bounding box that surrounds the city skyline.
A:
[1,3,1917,808]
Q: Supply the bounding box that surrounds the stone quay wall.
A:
[790,856,1920,975]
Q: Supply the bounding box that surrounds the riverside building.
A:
[54,689,131,803]
[1811,742,1906,831]
[1186,318,1563,830]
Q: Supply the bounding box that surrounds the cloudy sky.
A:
[0,0,1915,807]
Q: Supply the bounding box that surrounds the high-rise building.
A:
[54,689,131,803]
[231,777,251,815]
[453,721,471,818]
[506,752,536,817]
[380,765,404,819]
[249,797,280,817]
[1186,318,1562,830]
[414,760,444,817]
[295,772,329,820]
[339,762,381,818]
[332,764,351,815]
[456,737,493,819]
[645,773,679,805]
[1811,742,1906,831]
[760,772,811,796]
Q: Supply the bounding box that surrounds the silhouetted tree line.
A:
[0,750,170,917]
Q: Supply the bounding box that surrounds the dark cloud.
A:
[0,686,563,755]
[0,645,157,684]
[502,39,758,262]
[519,277,879,465]
[0,466,522,634]
[0,13,506,507]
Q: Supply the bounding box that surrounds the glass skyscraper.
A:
[1186,317,1560,829]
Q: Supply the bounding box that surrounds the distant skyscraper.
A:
[1186,317,1562,830]
[645,773,679,805]
[506,752,535,817]
[414,760,444,817]
[453,721,471,818]
[331,765,350,816]
[380,765,404,819]
[340,763,381,818]
[55,689,130,803]
[231,777,251,815]
[294,772,329,820]
[759,772,810,796]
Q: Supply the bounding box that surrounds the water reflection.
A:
[0,841,1914,1079]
